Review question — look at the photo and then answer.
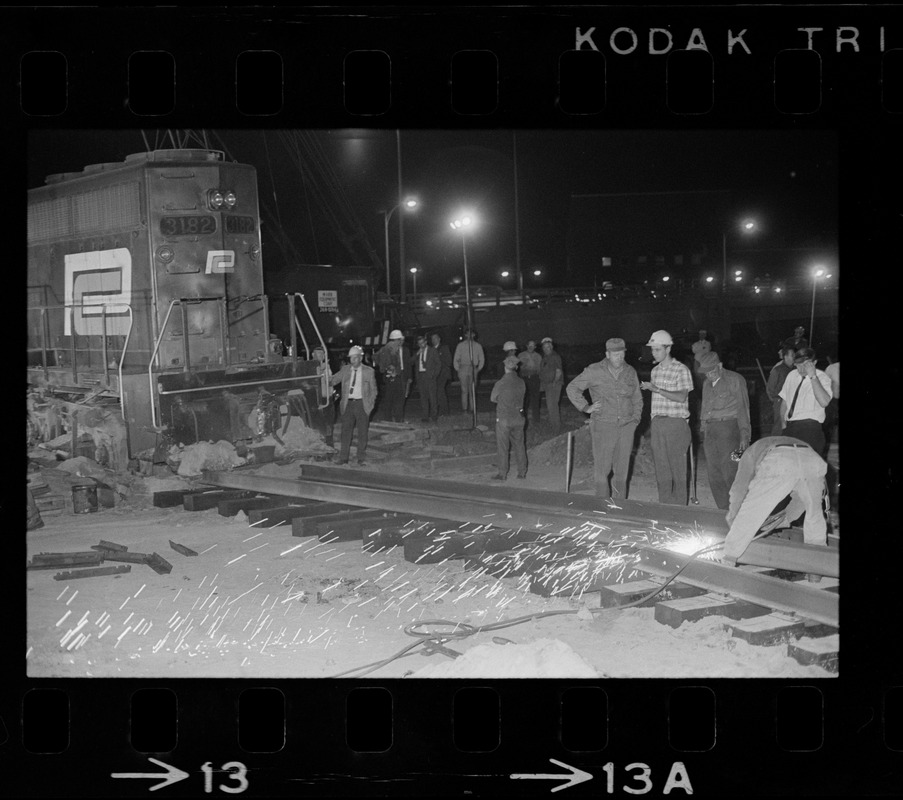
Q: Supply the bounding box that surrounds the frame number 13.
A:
[201,762,249,794]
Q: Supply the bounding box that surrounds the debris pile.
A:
[168,441,247,476]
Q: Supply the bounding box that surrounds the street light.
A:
[810,266,826,343]
[380,197,419,297]
[450,213,477,428]
[723,218,757,292]
[410,266,419,298]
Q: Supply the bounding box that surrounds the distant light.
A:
[705,276,714,283]
[825,273,832,279]
[775,287,782,293]
[754,287,761,294]
[426,300,433,307]
[410,267,418,274]
[735,270,742,276]
[533,269,542,276]
[662,276,670,282]
[735,275,742,282]
[813,267,825,278]
[742,219,757,232]
[404,198,419,209]
[501,270,510,278]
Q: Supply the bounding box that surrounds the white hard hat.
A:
[348,345,364,356]
[388,329,404,340]
[503,341,517,351]
[541,337,553,345]
[646,329,674,347]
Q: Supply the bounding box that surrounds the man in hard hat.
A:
[490,355,527,480]
[640,329,694,504]
[518,339,542,425]
[499,340,518,377]
[566,337,642,499]
[376,329,412,422]
[414,334,441,423]
[720,436,828,566]
[778,347,832,456]
[453,329,485,413]
[696,351,751,510]
[782,325,809,351]
[330,345,377,465]
[539,336,564,432]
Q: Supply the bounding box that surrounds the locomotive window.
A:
[225,215,256,234]
[160,215,217,236]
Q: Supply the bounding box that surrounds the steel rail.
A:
[634,548,838,628]
[297,464,730,534]
[200,469,838,581]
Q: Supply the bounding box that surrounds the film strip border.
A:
[15,681,903,795]
[4,7,903,122]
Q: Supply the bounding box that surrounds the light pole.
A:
[722,218,757,292]
[380,197,418,297]
[810,267,829,342]
[450,214,477,428]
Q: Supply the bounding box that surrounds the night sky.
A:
[27,128,837,292]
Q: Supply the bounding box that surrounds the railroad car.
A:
[27,148,334,469]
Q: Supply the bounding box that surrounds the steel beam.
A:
[634,548,838,628]
[297,464,730,534]
[200,471,597,535]
[739,537,839,578]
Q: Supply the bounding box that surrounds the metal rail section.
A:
[634,548,838,628]
[199,468,838,624]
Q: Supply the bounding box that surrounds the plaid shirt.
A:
[650,358,693,419]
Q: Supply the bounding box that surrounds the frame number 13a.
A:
[201,762,249,794]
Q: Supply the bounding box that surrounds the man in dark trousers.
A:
[696,352,751,510]
[330,345,377,466]
[490,355,527,481]
[640,329,694,505]
[720,436,828,566]
[566,337,642,499]
[766,346,797,435]
[375,329,412,422]
[414,334,441,423]
[430,332,453,417]
[518,339,542,426]
[778,347,832,455]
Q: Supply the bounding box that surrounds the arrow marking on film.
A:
[111,758,190,791]
[510,758,594,792]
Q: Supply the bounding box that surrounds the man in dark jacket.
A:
[566,337,642,498]
[490,355,527,480]
[375,329,412,422]
[766,346,797,435]
[696,352,751,510]
[430,332,453,417]
[414,334,441,423]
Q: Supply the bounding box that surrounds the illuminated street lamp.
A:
[449,213,477,427]
[410,266,419,298]
[809,266,829,342]
[723,218,757,292]
[380,197,419,297]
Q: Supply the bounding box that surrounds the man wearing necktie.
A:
[415,334,441,423]
[330,345,377,465]
[778,347,832,456]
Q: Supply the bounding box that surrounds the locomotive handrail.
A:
[26,301,134,426]
[292,293,333,410]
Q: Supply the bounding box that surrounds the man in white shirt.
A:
[453,329,485,413]
[778,347,832,456]
[330,346,377,465]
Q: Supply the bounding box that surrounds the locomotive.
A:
[27,148,335,469]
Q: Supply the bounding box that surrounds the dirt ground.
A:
[26,393,836,679]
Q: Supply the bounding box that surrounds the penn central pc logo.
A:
[206,250,235,274]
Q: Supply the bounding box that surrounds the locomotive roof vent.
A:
[125,149,225,164]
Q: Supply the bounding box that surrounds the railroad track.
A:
[171,465,839,672]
